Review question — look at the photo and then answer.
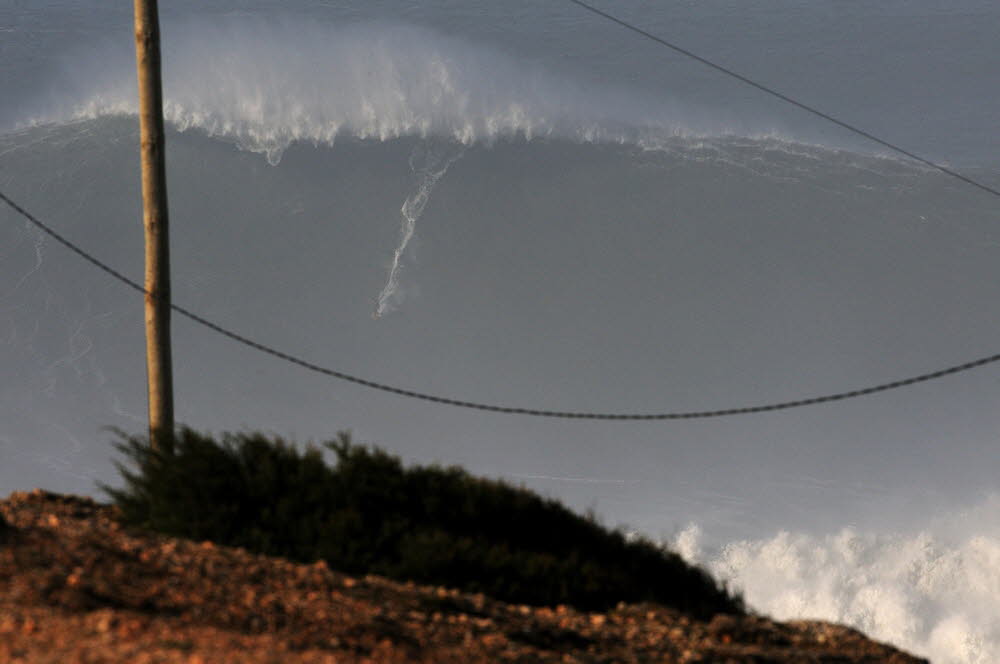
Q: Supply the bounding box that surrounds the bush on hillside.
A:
[101,428,743,619]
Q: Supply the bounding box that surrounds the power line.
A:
[566,0,1000,202]
[3,189,999,420]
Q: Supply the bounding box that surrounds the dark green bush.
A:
[101,428,743,619]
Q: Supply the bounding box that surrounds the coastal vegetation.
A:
[102,428,743,619]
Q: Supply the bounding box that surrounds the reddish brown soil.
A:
[0,490,927,663]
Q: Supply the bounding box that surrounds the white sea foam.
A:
[374,141,464,317]
[673,495,1000,664]
[23,19,744,163]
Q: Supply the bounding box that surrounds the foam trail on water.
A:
[374,142,463,317]
[672,495,1000,664]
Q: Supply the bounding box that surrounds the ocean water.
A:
[674,494,1000,664]
[2,2,999,662]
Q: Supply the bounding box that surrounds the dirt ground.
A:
[0,489,926,663]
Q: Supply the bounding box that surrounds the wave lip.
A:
[23,20,746,163]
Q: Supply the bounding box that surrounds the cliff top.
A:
[0,489,926,664]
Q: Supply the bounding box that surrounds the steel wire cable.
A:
[3,189,999,420]
[566,0,1000,201]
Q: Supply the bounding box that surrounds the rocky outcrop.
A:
[0,489,927,663]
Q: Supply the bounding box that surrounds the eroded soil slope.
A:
[0,490,926,663]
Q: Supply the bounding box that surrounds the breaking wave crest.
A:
[22,19,753,164]
[674,496,1000,664]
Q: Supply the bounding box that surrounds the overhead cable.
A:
[3,190,998,420]
[566,0,1000,201]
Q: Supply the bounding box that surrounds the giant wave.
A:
[20,19,783,164]
[10,13,936,321]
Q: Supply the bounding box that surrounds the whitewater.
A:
[3,5,1000,663]
[22,21,741,162]
[674,494,1000,664]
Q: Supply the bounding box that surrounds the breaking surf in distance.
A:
[673,494,1000,664]
[19,19,809,159]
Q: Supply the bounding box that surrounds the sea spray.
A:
[374,141,464,317]
[21,19,737,158]
[672,503,1000,664]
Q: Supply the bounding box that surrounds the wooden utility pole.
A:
[133,0,174,452]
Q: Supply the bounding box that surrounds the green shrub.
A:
[101,428,743,619]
